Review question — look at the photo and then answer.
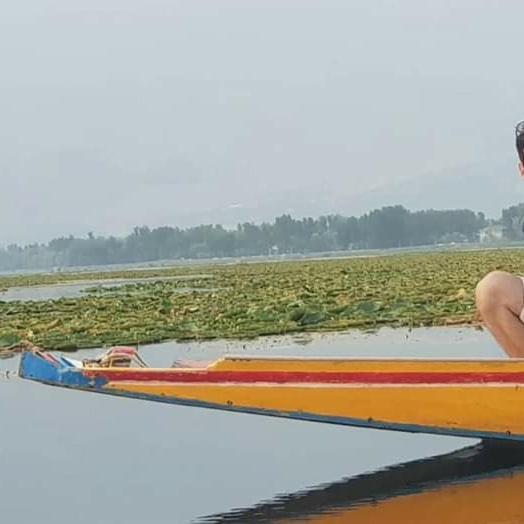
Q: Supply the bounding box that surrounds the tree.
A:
[0,204,494,270]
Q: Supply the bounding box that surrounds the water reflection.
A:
[199,440,524,523]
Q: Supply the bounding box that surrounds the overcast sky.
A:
[1,0,523,244]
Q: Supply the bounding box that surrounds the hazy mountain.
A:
[345,159,524,219]
[154,158,522,228]
[1,151,520,247]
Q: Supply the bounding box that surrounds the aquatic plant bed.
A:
[0,250,521,351]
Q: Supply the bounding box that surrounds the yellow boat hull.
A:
[19,351,524,440]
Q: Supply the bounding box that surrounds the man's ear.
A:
[519,162,524,177]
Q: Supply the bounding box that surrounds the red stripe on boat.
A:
[84,370,524,385]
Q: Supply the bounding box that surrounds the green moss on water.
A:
[0,249,520,351]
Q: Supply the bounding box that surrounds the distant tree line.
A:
[0,204,505,271]
[500,203,524,240]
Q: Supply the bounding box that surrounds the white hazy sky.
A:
[0,0,523,244]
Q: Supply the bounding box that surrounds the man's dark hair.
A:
[516,121,524,163]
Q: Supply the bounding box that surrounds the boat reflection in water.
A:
[198,440,524,523]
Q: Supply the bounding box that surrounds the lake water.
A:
[0,327,517,523]
[0,275,212,302]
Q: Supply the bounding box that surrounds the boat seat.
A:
[83,346,149,368]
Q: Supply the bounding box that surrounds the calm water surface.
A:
[0,275,212,302]
[0,327,512,523]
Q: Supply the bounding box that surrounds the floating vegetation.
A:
[0,250,522,352]
[0,339,35,360]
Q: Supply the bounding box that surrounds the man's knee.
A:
[476,271,518,317]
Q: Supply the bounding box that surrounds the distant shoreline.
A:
[1,240,523,277]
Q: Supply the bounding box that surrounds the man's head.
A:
[516,121,524,177]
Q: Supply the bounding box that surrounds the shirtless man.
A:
[475,122,524,357]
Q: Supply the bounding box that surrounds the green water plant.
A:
[0,249,521,351]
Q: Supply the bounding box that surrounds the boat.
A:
[18,346,524,441]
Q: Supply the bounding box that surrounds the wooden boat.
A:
[201,440,524,523]
[18,346,524,441]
